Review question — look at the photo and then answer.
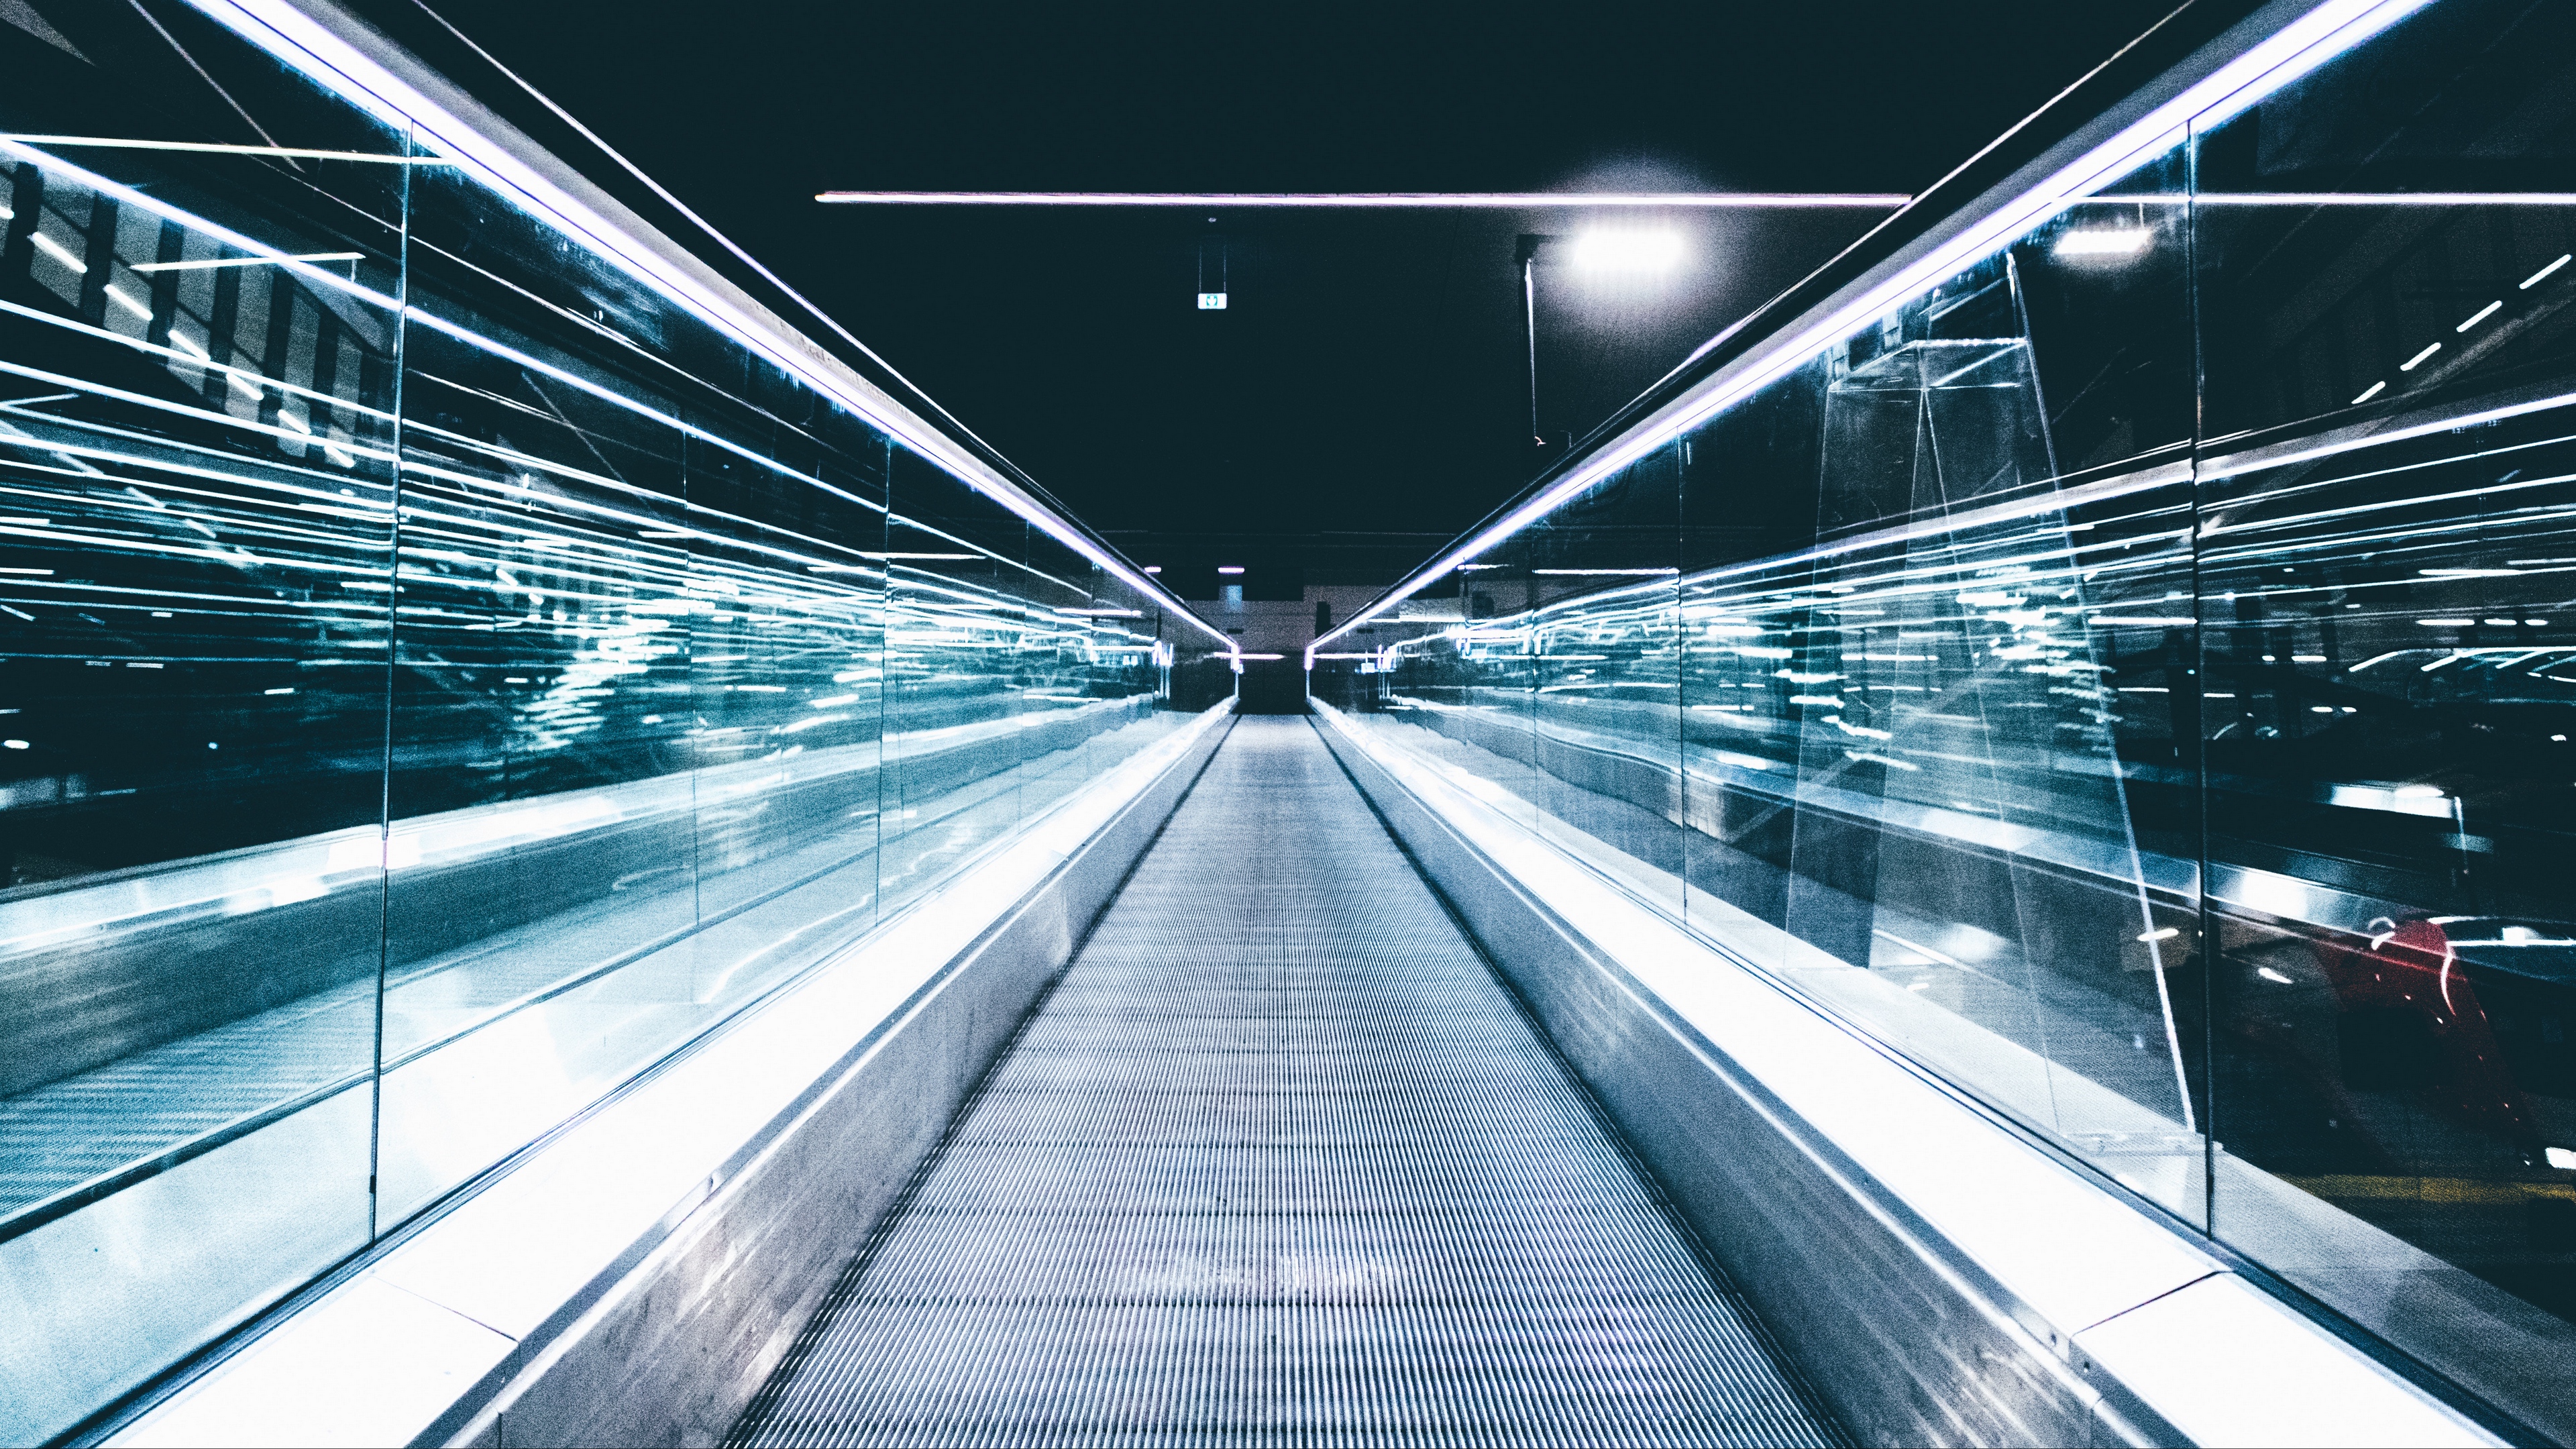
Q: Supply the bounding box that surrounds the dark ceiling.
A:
[373,0,2185,551]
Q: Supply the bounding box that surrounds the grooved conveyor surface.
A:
[731,718,1843,1448]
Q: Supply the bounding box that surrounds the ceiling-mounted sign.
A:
[1197,292,1228,309]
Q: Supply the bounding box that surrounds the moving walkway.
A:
[11,0,2576,1443]
[729,719,1841,1448]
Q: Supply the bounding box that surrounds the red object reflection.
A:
[2314,918,2543,1161]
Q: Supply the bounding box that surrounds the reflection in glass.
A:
[1354,158,2209,1220]
[0,7,1206,1441]
[0,13,411,1430]
[1328,5,2576,1433]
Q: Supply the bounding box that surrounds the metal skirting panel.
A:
[731,718,1842,1449]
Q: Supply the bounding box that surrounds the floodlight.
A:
[1568,226,1685,275]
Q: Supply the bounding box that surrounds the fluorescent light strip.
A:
[815,191,1912,209]
[1309,0,2436,663]
[401,305,895,519]
[186,0,1232,650]
[399,365,895,537]
[2193,192,2576,205]
[885,513,1085,593]
[2206,385,2576,484]
[396,432,904,586]
[0,140,402,313]
[2198,466,2576,542]
[133,251,364,272]
[0,356,396,465]
[0,133,445,163]
[0,423,376,516]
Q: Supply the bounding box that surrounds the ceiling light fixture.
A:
[815,191,1911,209]
[1568,226,1686,274]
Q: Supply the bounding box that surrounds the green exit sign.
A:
[1197,292,1227,310]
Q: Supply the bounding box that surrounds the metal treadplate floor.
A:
[731,718,1845,1448]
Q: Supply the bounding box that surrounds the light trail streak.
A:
[0,135,443,163]
[131,252,365,273]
